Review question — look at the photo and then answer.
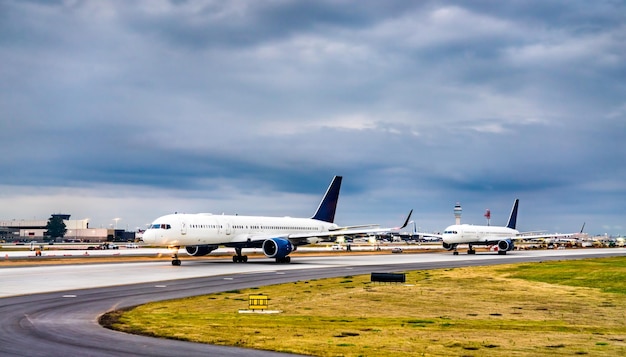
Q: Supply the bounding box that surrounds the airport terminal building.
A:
[0,214,133,242]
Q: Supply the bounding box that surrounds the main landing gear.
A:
[275,256,291,263]
[451,244,476,255]
[233,247,248,263]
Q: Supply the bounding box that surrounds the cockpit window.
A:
[444,230,458,234]
[151,224,171,229]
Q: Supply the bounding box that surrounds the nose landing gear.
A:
[170,246,182,266]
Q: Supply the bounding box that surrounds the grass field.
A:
[103,257,626,356]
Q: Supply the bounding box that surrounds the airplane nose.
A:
[142,230,155,244]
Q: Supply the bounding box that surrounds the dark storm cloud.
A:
[0,0,625,234]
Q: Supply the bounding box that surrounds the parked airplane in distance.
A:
[142,176,412,265]
[441,199,575,255]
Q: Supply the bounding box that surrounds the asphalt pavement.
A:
[1,249,625,356]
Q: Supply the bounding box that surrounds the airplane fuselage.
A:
[141,176,411,265]
[142,213,338,247]
[442,224,519,245]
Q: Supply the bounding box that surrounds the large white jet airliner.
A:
[142,176,412,265]
[441,199,575,255]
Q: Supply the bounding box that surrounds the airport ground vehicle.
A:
[88,243,118,250]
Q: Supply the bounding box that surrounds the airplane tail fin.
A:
[506,199,519,229]
[311,176,342,223]
[397,210,413,230]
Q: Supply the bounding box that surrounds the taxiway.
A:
[1,249,625,356]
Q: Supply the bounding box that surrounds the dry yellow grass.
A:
[107,258,626,356]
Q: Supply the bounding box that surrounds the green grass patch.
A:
[498,256,626,294]
[103,257,626,356]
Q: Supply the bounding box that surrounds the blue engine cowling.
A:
[185,244,218,256]
[497,239,514,252]
[262,238,294,259]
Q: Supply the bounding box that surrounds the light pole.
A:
[112,218,121,242]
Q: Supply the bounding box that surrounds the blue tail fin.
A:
[311,176,342,223]
[506,199,519,229]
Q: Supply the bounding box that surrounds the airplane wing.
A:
[229,210,413,247]
[328,224,380,231]
[518,230,547,235]
[475,235,515,244]
[420,233,442,239]
[288,209,413,245]
[517,223,585,242]
[515,233,577,241]
[476,232,576,245]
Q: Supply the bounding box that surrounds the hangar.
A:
[0,214,133,242]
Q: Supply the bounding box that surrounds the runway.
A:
[1,249,625,356]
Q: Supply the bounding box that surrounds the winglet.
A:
[506,199,519,229]
[579,222,586,234]
[391,209,413,230]
[311,176,342,223]
[400,209,413,229]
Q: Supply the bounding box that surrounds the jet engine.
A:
[497,239,514,252]
[262,238,294,262]
[442,242,457,251]
[185,244,218,256]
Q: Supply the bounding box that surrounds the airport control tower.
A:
[454,202,462,225]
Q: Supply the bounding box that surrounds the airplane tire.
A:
[172,259,181,266]
[453,251,459,255]
[233,256,248,263]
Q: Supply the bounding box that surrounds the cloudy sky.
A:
[1,0,624,235]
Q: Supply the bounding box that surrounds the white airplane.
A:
[441,199,576,255]
[142,176,412,265]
